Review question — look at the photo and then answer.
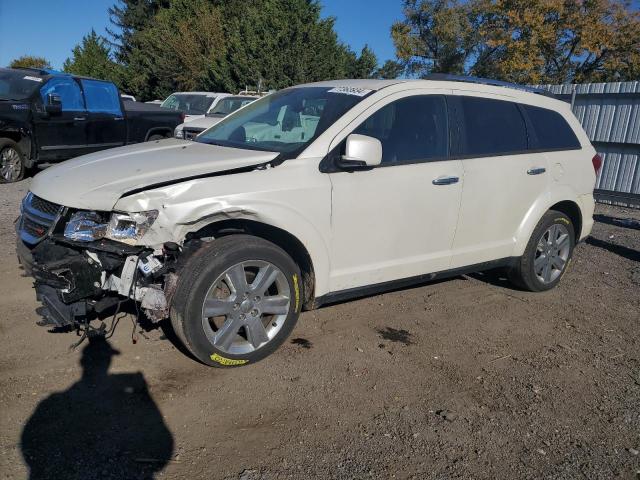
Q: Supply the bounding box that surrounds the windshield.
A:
[196,87,372,158]
[0,69,43,101]
[161,93,215,115]
[208,97,257,116]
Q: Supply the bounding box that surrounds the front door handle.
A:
[433,176,460,186]
[527,167,546,175]
[73,117,87,122]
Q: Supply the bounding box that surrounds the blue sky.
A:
[0,0,403,69]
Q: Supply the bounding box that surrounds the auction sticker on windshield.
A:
[328,86,373,97]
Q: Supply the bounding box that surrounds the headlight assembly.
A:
[64,210,158,245]
[105,211,159,245]
[174,126,184,139]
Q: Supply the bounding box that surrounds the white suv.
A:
[17,77,599,367]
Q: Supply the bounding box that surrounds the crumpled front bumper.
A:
[16,224,173,329]
[16,236,104,327]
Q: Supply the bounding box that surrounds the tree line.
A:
[9,0,640,101]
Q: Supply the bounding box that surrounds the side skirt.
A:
[313,257,517,309]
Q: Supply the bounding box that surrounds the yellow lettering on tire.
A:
[293,274,300,312]
[210,353,248,366]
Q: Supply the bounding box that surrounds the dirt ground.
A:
[0,179,638,480]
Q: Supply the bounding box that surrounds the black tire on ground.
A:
[509,210,575,292]
[170,235,303,367]
[0,139,25,183]
[147,134,166,141]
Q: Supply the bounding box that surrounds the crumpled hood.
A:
[30,139,278,211]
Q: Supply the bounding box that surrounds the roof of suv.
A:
[296,76,556,100]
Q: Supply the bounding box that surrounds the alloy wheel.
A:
[201,260,291,355]
[534,224,571,284]
[0,147,22,182]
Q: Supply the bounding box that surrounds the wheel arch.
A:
[548,200,582,240]
[514,190,584,256]
[187,219,317,310]
[145,127,173,141]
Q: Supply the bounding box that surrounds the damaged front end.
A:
[16,193,179,331]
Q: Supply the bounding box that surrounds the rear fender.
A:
[513,186,582,256]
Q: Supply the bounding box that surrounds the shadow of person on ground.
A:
[21,336,174,480]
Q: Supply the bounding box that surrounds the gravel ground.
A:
[0,179,638,480]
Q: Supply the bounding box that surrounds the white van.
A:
[17,77,600,367]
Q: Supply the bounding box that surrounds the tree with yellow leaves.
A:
[392,0,640,83]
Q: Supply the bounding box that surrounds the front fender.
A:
[114,165,333,297]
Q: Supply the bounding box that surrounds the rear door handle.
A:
[432,176,460,186]
[527,167,546,175]
[73,117,86,122]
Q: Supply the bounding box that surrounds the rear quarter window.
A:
[523,105,581,150]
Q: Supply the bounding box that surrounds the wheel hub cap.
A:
[534,223,571,285]
[0,148,22,182]
[201,260,291,355]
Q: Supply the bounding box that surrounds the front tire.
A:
[0,139,25,183]
[510,210,575,292]
[170,235,303,367]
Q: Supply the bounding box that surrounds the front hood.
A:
[183,116,223,130]
[30,139,278,211]
[0,100,30,126]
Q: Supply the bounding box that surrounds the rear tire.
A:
[0,139,25,183]
[147,134,166,141]
[509,210,575,292]
[170,235,303,367]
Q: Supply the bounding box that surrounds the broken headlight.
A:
[106,211,159,245]
[64,210,158,245]
[64,211,108,242]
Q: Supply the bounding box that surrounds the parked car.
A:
[161,91,231,122]
[0,67,184,183]
[16,77,599,367]
[174,95,259,140]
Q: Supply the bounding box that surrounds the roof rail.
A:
[425,74,556,98]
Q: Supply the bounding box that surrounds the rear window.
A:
[523,105,581,150]
[81,80,122,115]
[459,97,527,156]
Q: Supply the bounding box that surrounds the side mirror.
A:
[45,93,62,115]
[338,134,382,170]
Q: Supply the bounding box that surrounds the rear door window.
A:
[81,80,122,115]
[354,95,448,165]
[523,105,581,150]
[458,97,527,156]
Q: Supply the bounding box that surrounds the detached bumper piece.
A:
[35,285,87,328]
[20,241,104,328]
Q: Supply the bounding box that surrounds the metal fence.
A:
[534,81,640,206]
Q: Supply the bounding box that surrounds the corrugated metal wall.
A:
[533,81,640,195]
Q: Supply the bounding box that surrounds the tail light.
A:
[592,154,603,174]
[180,112,186,122]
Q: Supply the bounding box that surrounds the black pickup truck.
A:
[0,67,183,183]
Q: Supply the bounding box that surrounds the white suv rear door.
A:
[448,93,550,268]
[325,91,464,292]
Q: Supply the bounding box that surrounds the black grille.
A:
[30,195,61,216]
[184,128,205,140]
[22,216,47,237]
[18,193,63,244]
